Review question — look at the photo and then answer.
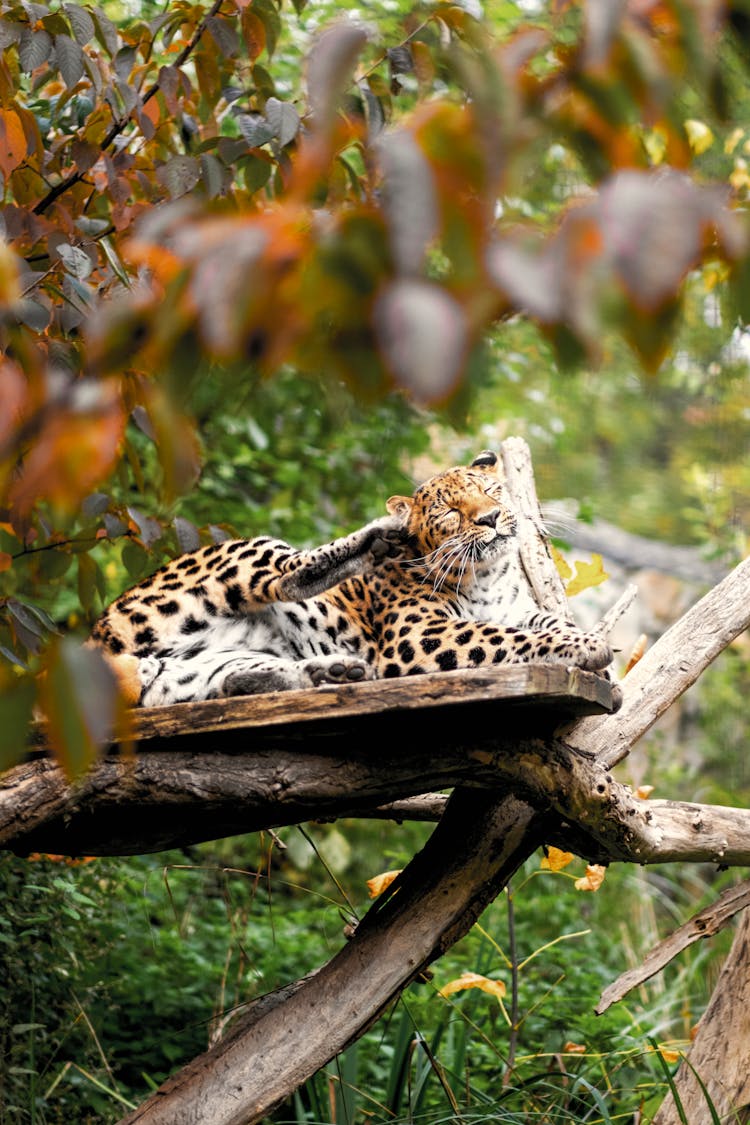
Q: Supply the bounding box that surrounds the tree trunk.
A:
[652,907,750,1124]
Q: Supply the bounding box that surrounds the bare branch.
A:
[568,555,750,767]
[596,879,750,1014]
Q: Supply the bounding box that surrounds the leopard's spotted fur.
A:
[89,451,612,706]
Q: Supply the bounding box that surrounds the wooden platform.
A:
[128,664,617,751]
[5,666,618,857]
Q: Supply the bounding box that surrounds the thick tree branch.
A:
[652,905,750,1125]
[119,790,552,1125]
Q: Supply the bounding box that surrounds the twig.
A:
[596,583,638,636]
[502,884,520,1086]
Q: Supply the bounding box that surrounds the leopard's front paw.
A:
[363,514,410,566]
[576,632,613,671]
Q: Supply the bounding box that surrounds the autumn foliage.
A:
[1,0,750,770]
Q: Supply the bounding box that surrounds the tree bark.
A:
[119,789,551,1125]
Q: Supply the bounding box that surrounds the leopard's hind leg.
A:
[139,649,373,706]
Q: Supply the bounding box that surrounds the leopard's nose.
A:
[475,508,502,529]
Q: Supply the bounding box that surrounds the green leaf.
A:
[0,675,36,771]
[373,280,468,403]
[122,542,148,580]
[206,15,239,58]
[377,129,438,276]
[173,516,200,553]
[19,28,53,72]
[91,6,119,56]
[252,0,281,59]
[156,155,201,199]
[265,97,300,147]
[306,22,368,127]
[237,113,275,148]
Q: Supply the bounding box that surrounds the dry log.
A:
[2,665,613,856]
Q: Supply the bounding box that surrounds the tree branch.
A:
[119,790,552,1125]
[596,878,750,1014]
[565,555,750,767]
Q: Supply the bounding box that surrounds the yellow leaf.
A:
[654,1045,681,1064]
[726,127,745,154]
[0,109,27,180]
[366,869,401,898]
[684,119,714,156]
[565,554,609,597]
[438,971,506,1002]
[636,785,654,800]
[563,1041,586,1054]
[551,545,572,583]
[574,864,607,892]
[540,846,574,872]
[644,126,667,166]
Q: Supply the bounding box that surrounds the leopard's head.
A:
[386,451,518,586]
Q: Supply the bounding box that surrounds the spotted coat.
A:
[89,451,612,706]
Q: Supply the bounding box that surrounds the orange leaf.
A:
[7,383,126,518]
[38,638,125,779]
[366,869,401,898]
[540,846,574,872]
[0,552,11,572]
[574,864,607,892]
[438,972,506,1002]
[636,784,654,800]
[625,633,648,673]
[563,1041,587,1054]
[0,109,27,180]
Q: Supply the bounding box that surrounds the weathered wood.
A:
[3,667,615,856]
[119,789,552,1125]
[567,554,750,767]
[652,905,750,1125]
[126,663,616,743]
[596,879,750,1014]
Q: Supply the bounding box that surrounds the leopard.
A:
[88,450,613,707]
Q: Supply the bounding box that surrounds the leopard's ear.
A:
[386,495,414,519]
[470,450,499,470]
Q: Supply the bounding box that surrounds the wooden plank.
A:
[130,664,616,743]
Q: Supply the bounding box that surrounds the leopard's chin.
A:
[477,534,516,561]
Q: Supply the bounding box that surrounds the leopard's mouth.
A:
[476,533,515,560]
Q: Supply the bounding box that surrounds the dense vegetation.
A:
[2,0,750,1120]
